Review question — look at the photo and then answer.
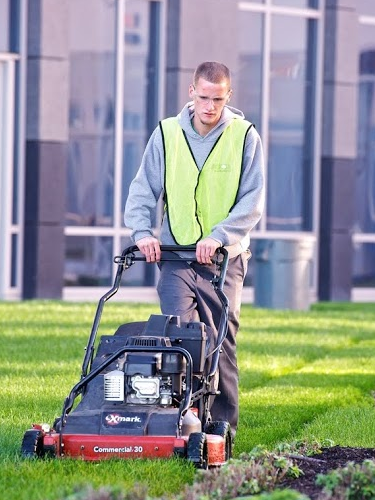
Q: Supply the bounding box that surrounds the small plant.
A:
[274,438,335,457]
[316,459,375,499]
[174,451,303,500]
[56,449,304,500]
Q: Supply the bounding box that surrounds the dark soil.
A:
[280,446,375,499]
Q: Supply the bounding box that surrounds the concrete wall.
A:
[23,0,69,298]
[318,0,358,300]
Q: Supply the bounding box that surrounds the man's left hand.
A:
[196,238,222,264]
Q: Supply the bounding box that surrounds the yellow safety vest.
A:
[160,117,253,245]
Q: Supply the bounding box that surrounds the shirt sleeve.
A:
[124,127,164,243]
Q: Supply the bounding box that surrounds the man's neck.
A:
[191,115,216,137]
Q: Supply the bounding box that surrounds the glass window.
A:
[64,0,163,289]
[9,0,22,227]
[66,0,116,227]
[237,10,264,133]
[0,56,17,293]
[121,0,162,222]
[64,236,113,286]
[353,242,375,287]
[267,15,317,231]
[120,236,154,286]
[356,24,375,235]
[357,1,375,16]
[0,62,6,156]
[354,22,375,289]
[0,0,10,51]
[272,0,319,8]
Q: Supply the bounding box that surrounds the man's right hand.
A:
[136,236,161,262]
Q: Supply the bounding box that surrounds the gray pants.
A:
[157,252,249,435]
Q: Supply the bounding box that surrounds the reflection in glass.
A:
[66,0,116,227]
[237,11,263,133]
[64,236,112,286]
[267,15,317,231]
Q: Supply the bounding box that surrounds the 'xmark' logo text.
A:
[105,414,142,426]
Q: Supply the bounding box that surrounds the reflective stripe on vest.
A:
[160,116,252,245]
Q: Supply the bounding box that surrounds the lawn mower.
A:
[21,245,232,468]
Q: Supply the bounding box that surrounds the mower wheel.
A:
[187,432,208,469]
[52,417,62,432]
[21,429,44,459]
[204,420,232,460]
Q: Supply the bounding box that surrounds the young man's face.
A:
[189,77,232,134]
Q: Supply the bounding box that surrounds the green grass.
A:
[1,301,375,499]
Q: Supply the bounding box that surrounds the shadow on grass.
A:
[238,341,375,359]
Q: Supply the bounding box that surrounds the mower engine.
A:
[104,336,186,407]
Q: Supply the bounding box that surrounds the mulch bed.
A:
[280,446,375,499]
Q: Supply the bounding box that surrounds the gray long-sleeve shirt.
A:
[124,102,265,258]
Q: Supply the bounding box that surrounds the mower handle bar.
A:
[81,245,229,382]
[114,245,228,290]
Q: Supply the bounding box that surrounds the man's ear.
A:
[188,84,195,99]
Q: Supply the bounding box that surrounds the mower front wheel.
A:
[204,420,232,461]
[21,429,44,459]
[187,432,208,469]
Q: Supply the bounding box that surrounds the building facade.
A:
[0,0,374,303]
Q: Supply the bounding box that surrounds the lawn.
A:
[1,300,375,499]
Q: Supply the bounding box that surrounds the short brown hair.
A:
[193,61,231,88]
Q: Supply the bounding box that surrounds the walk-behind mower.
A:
[21,246,232,468]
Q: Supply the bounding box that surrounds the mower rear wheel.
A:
[21,429,44,459]
[187,432,208,469]
[204,420,232,460]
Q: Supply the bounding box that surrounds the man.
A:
[124,61,265,438]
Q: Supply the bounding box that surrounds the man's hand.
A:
[136,236,161,262]
[196,238,221,264]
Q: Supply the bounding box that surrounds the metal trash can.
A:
[253,237,315,310]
